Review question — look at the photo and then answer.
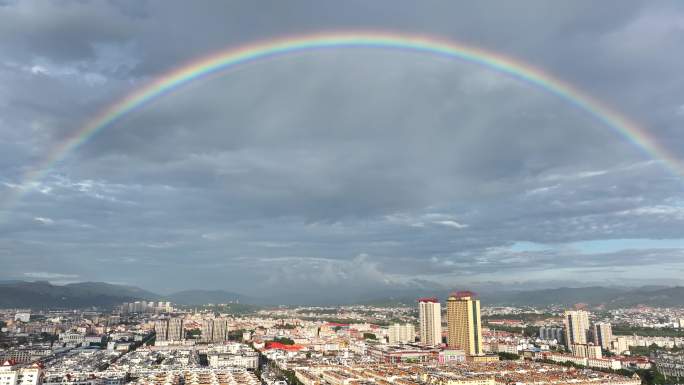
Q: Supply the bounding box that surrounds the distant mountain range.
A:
[1,280,683,309]
[0,281,254,309]
[357,286,684,308]
[480,286,684,308]
[166,289,254,306]
[0,281,159,309]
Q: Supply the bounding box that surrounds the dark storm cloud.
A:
[1,0,683,300]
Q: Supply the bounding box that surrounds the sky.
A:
[1,1,683,303]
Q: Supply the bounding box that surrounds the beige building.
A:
[612,336,630,354]
[388,323,415,344]
[167,318,185,341]
[201,319,214,342]
[571,343,602,359]
[154,319,169,341]
[588,344,603,359]
[419,298,442,346]
[447,292,482,356]
[200,318,230,342]
[212,318,229,342]
[564,310,590,345]
[593,323,613,350]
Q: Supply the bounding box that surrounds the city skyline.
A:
[1,1,684,299]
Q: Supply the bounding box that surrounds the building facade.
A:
[388,324,415,344]
[418,298,442,346]
[564,310,589,346]
[167,318,184,341]
[593,323,613,350]
[539,326,565,344]
[154,320,169,341]
[447,292,482,356]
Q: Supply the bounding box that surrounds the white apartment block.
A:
[388,324,415,344]
[418,298,442,346]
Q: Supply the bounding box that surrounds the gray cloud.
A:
[1,0,683,300]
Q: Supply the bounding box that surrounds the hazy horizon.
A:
[1,1,684,301]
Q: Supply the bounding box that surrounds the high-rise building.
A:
[539,326,565,343]
[447,291,482,356]
[167,318,185,341]
[201,319,214,342]
[418,298,442,346]
[212,318,228,342]
[593,322,612,350]
[612,336,630,354]
[121,301,172,314]
[564,310,590,346]
[154,319,169,341]
[388,323,415,344]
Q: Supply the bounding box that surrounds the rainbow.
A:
[4,31,682,215]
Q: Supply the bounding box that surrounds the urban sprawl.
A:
[2,292,684,385]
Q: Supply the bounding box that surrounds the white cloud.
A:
[33,216,54,225]
[433,220,469,229]
[30,65,49,75]
[618,205,684,219]
[23,272,79,280]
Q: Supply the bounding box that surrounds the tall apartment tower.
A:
[418,298,442,346]
[167,318,185,341]
[154,319,169,341]
[539,326,565,344]
[447,291,483,356]
[593,322,613,350]
[201,319,214,342]
[564,310,590,345]
[212,318,228,342]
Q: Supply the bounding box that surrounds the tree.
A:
[271,337,295,345]
[497,352,520,360]
[185,328,201,339]
[363,333,377,340]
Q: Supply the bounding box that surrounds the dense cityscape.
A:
[2,291,684,385]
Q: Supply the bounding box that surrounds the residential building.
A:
[539,326,564,344]
[201,319,213,342]
[388,324,415,344]
[593,323,613,350]
[564,310,589,345]
[418,298,442,346]
[447,291,483,356]
[13,314,30,323]
[571,343,602,359]
[588,344,603,359]
[212,318,228,342]
[167,318,184,341]
[154,319,169,341]
[0,361,43,385]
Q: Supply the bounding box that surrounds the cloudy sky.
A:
[1,1,683,302]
